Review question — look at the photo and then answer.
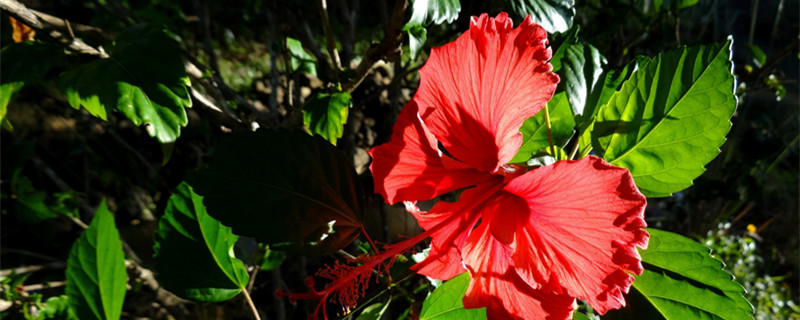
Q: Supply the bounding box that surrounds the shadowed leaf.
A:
[187,129,365,255]
[508,0,575,33]
[153,182,249,302]
[0,42,65,124]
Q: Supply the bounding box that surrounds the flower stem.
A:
[242,288,262,320]
[568,134,581,160]
[543,103,556,156]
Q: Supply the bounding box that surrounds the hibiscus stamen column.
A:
[275,186,500,320]
[275,210,457,319]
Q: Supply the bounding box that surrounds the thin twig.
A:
[0,248,60,262]
[21,281,66,292]
[266,10,280,115]
[191,0,222,86]
[0,262,65,277]
[336,0,359,65]
[318,0,342,72]
[241,289,262,320]
[0,0,107,57]
[4,0,255,132]
[568,131,581,160]
[748,35,800,83]
[246,266,260,294]
[29,8,115,41]
[188,0,261,125]
[341,0,408,93]
[301,20,335,81]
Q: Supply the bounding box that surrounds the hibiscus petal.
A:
[407,182,502,280]
[369,101,492,203]
[461,222,576,320]
[503,156,648,314]
[414,13,559,172]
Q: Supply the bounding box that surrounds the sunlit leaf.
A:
[745,44,766,68]
[303,92,351,146]
[187,129,365,255]
[605,229,753,319]
[508,0,575,33]
[287,37,317,77]
[592,38,736,197]
[572,311,592,320]
[260,246,286,271]
[37,295,77,320]
[511,91,575,163]
[153,182,250,302]
[419,272,487,320]
[65,200,127,320]
[577,56,648,157]
[404,0,460,59]
[356,300,391,320]
[59,24,191,143]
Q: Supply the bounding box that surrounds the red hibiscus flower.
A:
[369,13,649,320]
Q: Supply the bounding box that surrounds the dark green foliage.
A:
[153,182,249,302]
[187,129,365,255]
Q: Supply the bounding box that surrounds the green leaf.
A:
[577,56,648,158]
[65,200,127,320]
[303,92,352,146]
[527,145,569,167]
[404,0,460,59]
[37,295,77,320]
[581,56,650,125]
[572,311,592,320]
[562,42,607,117]
[153,182,250,302]
[549,26,581,73]
[260,246,286,271]
[508,0,575,33]
[286,37,317,77]
[357,300,391,320]
[13,175,59,224]
[591,38,736,197]
[59,24,191,143]
[628,229,753,319]
[510,91,575,163]
[419,272,486,320]
[187,129,365,255]
[647,0,699,12]
[407,24,428,60]
[0,42,66,122]
[407,0,460,27]
[745,44,766,67]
